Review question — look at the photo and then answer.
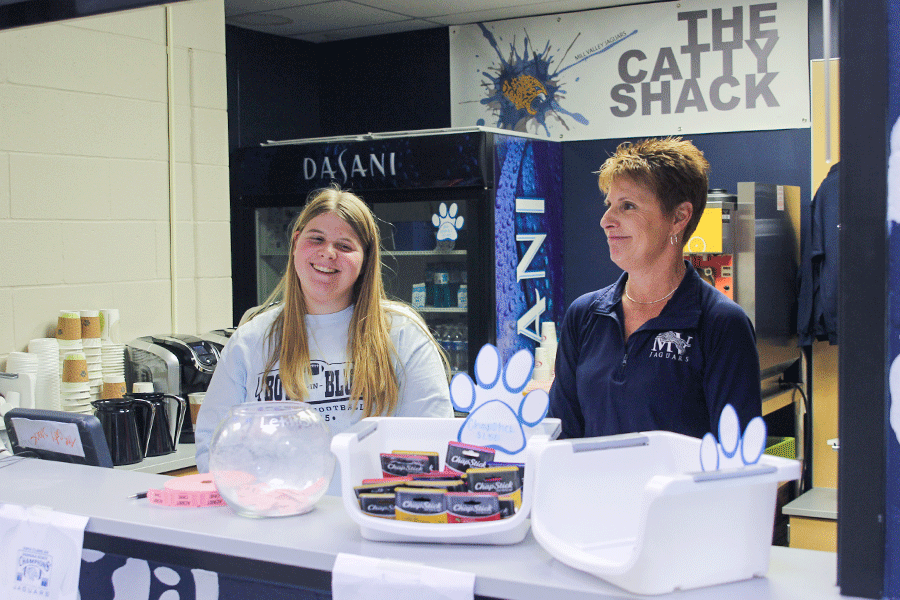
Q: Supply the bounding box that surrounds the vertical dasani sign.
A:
[887,3,900,595]
[450,0,809,140]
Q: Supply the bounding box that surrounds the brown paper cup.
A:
[57,312,82,341]
[81,311,101,339]
[188,392,205,425]
[62,354,89,383]
[101,381,127,399]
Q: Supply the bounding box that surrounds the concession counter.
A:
[0,455,858,600]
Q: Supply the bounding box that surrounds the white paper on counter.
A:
[332,552,475,600]
[0,503,89,600]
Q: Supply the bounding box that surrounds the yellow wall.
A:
[809,58,840,490]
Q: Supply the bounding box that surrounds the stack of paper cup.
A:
[5,352,39,403]
[80,310,103,401]
[101,340,126,382]
[540,321,558,377]
[60,352,91,414]
[100,308,121,343]
[532,347,550,381]
[28,338,61,411]
[56,310,84,372]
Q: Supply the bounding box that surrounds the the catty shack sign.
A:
[450,0,809,140]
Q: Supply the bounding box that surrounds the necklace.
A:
[624,285,678,305]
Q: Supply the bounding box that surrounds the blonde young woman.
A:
[195,186,453,479]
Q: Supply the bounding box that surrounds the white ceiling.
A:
[224,0,653,43]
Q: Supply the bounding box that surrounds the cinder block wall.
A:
[0,0,231,366]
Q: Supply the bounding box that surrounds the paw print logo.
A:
[432,202,464,242]
[699,404,767,471]
[450,344,548,455]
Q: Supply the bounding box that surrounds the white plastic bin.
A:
[330,416,560,544]
[528,431,801,595]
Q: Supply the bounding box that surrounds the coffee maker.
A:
[125,334,220,443]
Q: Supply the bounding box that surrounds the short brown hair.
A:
[596,137,710,241]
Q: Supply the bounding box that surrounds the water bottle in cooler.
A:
[448,325,463,373]
[434,265,450,308]
[457,324,468,373]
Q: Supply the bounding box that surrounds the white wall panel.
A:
[195,221,231,278]
[195,276,233,332]
[194,164,229,221]
[192,107,229,166]
[171,0,226,53]
[0,221,65,286]
[0,154,9,219]
[107,159,170,221]
[3,24,167,102]
[0,0,230,358]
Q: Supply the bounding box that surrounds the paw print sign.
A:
[432,202,464,242]
[450,344,548,455]
[699,404,767,471]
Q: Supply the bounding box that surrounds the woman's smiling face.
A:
[293,211,365,315]
[600,177,675,273]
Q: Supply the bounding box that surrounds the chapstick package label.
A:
[0,503,89,600]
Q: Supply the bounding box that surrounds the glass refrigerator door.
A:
[255,200,481,376]
[371,198,476,376]
[255,207,300,305]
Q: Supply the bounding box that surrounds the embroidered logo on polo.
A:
[648,331,692,362]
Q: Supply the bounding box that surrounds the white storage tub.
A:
[528,431,801,595]
[331,416,561,544]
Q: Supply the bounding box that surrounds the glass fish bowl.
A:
[208,401,335,518]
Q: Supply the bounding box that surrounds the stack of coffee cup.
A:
[56,311,83,372]
[532,347,551,382]
[540,321,558,377]
[60,352,91,413]
[524,321,558,394]
[100,308,125,382]
[28,338,60,411]
[81,310,103,402]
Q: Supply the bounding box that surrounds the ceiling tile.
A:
[295,17,440,42]
[429,0,634,26]
[223,0,656,42]
[350,0,545,20]
[225,0,327,18]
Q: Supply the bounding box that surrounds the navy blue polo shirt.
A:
[549,262,762,440]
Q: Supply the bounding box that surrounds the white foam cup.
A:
[541,321,557,346]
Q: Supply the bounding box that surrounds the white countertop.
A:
[782,487,838,520]
[0,455,857,600]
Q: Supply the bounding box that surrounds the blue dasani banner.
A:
[450,0,809,141]
[886,2,900,596]
[493,136,564,362]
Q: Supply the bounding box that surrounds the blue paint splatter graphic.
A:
[476,23,636,137]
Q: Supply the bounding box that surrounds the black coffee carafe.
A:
[126,392,187,457]
[90,397,155,466]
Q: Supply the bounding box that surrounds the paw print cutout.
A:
[699,404,767,471]
[450,344,549,455]
[432,202,464,242]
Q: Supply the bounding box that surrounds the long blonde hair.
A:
[260,185,440,417]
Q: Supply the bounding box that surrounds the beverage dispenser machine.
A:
[686,182,805,516]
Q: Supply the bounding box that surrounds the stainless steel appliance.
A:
[125,334,220,443]
[200,328,235,353]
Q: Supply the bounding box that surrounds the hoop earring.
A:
[670,234,679,246]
